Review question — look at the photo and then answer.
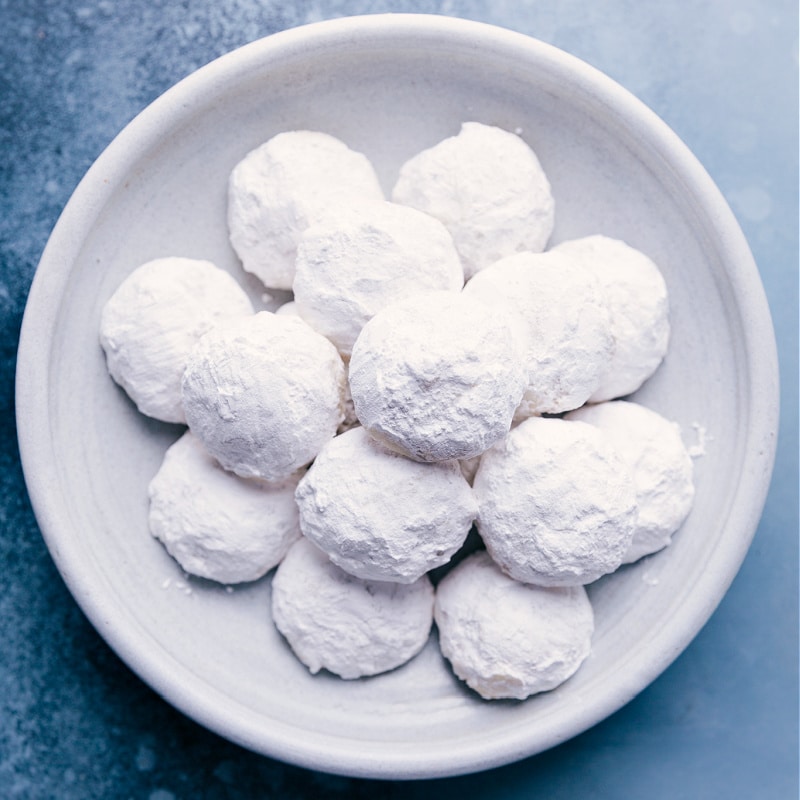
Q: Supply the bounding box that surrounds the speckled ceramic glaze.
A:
[15,14,778,780]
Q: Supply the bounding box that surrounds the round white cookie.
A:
[552,235,670,401]
[272,536,434,679]
[148,431,301,584]
[293,201,464,357]
[435,550,594,700]
[566,400,695,563]
[392,122,554,279]
[181,311,345,482]
[294,426,477,584]
[227,130,384,290]
[463,250,614,416]
[349,291,526,461]
[474,416,638,587]
[99,257,253,423]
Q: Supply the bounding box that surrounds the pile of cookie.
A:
[99,123,694,700]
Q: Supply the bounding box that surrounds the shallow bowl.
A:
[16,14,778,780]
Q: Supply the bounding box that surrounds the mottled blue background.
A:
[1,1,797,798]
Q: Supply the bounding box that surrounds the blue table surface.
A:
[1,1,797,798]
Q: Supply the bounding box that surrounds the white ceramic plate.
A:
[16,14,778,779]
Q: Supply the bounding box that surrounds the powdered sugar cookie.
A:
[272,536,434,679]
[148,431,301,584]
[349,290,526,461]
[99,257,253,423]
[294,426,477,584]
[566,400,694,563]
[435,550,594,699]
[293,201,464,357]
[464,250,614,416]
[181,311,345,482]
[227,130,384,290]
[392,122,554,279]
[474,416,637,586]
[552,235,669,401]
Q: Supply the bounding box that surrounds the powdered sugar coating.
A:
[293,202,464,357]
[349,291,526,461]
[553,235,670,401]
[272,304,359,432]
[435,551,594,699]
[566,401,695,563]
[474,416,637,586]
[274,301,300,317]
[295,426,477,583]
[464,251,614,416]
[181,311,345,482]
[392,122,554,279]
[147,431,301,584]
[99,257,253,423]
[227,130,384,290]
[272,537,434,679]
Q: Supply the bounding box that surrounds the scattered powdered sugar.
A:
[641,570,660,586]
[160,575,193,596]
[688,422,711,458]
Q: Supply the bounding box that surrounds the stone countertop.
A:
[1,2,797,798]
